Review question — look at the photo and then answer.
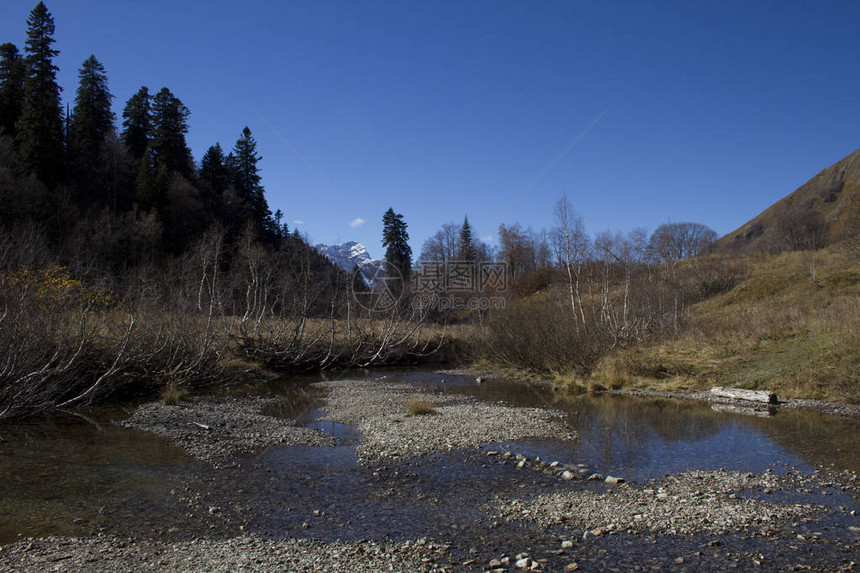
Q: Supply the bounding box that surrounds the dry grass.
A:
[405,395,438,416]
[160,379,189,406]
[586,246,860,401]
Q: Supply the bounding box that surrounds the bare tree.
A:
[648,222,717,264]
[550,194,589,328]
[419,222,461,264]
[776,203,828,252]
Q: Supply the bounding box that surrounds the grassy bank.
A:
[587,248,860,401]
[481,246,860,402]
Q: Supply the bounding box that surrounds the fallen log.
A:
[710,386,778,404]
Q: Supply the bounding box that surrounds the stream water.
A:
[1,369,858,569]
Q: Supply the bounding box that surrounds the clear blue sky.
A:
[2,1,859,258]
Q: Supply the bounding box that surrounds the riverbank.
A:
[2,373,859,572]
[443,367,860,419]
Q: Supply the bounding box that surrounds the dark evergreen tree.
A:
[382,207,412,286]
[121,86,150,159]
[351,264,368,293]
[198,142,231,226]
[68,55,115,207]
[0,43,25,138]
[16,2,64,188]
[199,143,229,193]
[150,87,192,178]
[458,215,477,262]
[232,126,275,240]
[135,145,167,210]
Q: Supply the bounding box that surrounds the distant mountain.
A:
[713,147,860,254]
[314,241,386,287]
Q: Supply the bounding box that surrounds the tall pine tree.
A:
[121,86,151,159]
[232,126,275,240]
[149,87,192,178]
[458,215,477,262]
[68,55,115,207]
[199,142,230,195]
[382,207,412,287]
[16,2,64,188]
[0,43,25,139]
[198,142,231,223]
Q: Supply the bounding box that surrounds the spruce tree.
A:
[198,142,231,224]
[351,264,368,293]
[16,1,64,188]
[0,43,25,138]
[199,143,228,192]
[68,55,115,206]
[232,126,275,239]
[458,215,477,262]
[382,207,412,286]
[121,86,151,159]
[150,87,192,178]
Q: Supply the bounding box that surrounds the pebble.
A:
[493,469,828,537]
[318,379,576,463]
[121,396,334,466]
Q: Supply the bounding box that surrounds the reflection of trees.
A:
[557,395,724,471]
[443,377,860,476]
[745,409,860,472]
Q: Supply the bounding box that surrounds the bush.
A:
[483,298,608,376]
[406,395,437,416]
[161,379,189,405]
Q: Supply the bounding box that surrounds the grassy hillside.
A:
[714,147,860,254]
[588,246,860,402]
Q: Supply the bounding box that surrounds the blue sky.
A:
[2,1,859,258]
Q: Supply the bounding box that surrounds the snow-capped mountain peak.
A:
[314,241,386,287]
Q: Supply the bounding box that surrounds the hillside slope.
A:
[590,247,860,402]
[715,147,860,254]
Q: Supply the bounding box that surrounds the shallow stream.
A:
[1,369,858,570]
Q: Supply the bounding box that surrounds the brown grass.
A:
[405,395,438,416]
[161,379,189,405]
[588,246,860,401]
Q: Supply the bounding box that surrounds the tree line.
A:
[0,2,296,261]
[0,3,439,419]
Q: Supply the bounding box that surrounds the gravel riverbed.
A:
[317,378,576,462]
[493,468,828,537]
[2,375,859,572]
[121,396,334,466]
[0,534,452,572]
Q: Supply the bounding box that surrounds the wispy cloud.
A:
[481,235,494,243]
[350,217,366,229]
[292,220,305,225]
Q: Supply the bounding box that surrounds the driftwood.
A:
[710,386,778,404]
[192,421,211,430]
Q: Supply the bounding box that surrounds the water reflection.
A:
[0,408,194,544]
[425,373,860,480]
[0,369,858,547]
